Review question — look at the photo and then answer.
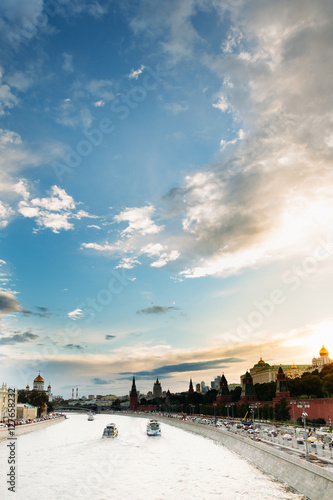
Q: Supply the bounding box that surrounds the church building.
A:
[26,372,53,402]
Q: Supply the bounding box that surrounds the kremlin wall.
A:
[129,346,333,422]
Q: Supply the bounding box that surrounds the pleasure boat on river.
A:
[102,423,118,438]
[146,419,161,436]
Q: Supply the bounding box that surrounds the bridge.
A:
[56,405,99,412]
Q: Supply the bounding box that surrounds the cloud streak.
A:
[0,331,38,345]
[120,357,243,379]
[137,306,178,315]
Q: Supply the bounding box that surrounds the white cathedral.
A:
[311,345,331,371]
[26,372,53,402]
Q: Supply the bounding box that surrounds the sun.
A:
[313,321,333,354]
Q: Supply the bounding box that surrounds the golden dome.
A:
[48,384,51,389]
[319,345,329,357]
[291,363,297,370]
[34,372,44,383]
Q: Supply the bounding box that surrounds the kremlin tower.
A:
[216,374,232,405]
[130,376,138,410]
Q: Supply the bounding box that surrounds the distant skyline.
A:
[1,1,333,398]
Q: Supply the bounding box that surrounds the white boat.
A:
[87,412,95,421]
[146,419,161,436]
[102,423,118,438]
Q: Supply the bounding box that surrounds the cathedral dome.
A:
[34,372,44,383]
[319,345,329,357]
[254,357,270,368]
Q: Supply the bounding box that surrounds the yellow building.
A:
[242,346,332,385]
[16,403,38,420]
[0,383,18,422]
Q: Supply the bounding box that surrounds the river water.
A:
[0,413,304,499]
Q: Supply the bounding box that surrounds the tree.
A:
[320,362,333,378]
[300,374,324,398]
[323,374,333,397]
[254,382,276,401]
[17,390,29,404]
[274,398,290,421]
[18,390,49,417]
[262,404,273,420]
[111,398,121,409]
[231,386,241,402]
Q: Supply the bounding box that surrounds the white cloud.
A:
[0,128,21,147]
[114,205,164,237]
[164,102,189,115]
[86,79,114,101]
[212,95,230,113]
[82,205,180,270]
[30,186,75,211]
[0,77,18,115]
[0,201,14,228]
[5,71,33,91]
[93,100,105,107]
[115,257,141,269]
[18,185,94,233]
[13,179,30,200]
[87,224,101,229]
[129,65,145,79]
[68,308,85,320]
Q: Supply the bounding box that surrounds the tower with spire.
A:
[240,370,257,403]
[153,377,162,398]
[275,365,290,399]
[216,373,232,404]
[130,376,138,410]
[188,378,194,394]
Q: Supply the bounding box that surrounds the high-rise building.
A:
[153,378,162,398]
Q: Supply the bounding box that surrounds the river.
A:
[0,413,304,499]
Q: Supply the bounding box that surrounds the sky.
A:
[1,0,333,398]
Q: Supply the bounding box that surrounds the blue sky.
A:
[1,0,333,397]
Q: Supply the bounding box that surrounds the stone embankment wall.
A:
[0,416,66,439]
[110,412,332,500]
[156,416,333,500]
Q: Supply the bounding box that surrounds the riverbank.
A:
[0,415,66,439]
[103,412,332,500]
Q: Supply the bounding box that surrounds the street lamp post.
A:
[225,404,230,422]
[231,402,235,423]
[290,401,297,429]
[213,403,217,423]
[225,404,232,429]
[250,406,255,423]
[297,402,310,462]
